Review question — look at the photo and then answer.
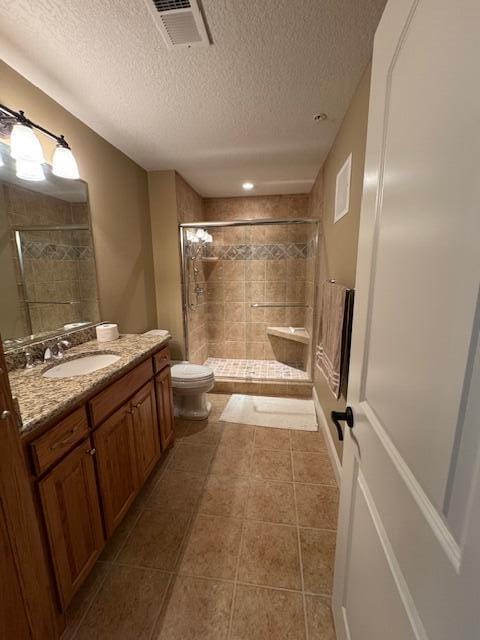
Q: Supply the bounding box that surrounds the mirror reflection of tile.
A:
[0,175,100,343]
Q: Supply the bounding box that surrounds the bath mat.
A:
[220,395,317,431]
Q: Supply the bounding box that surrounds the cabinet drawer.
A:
[154,346,171,372]
[31,407,89,474]
[90,359,153,427]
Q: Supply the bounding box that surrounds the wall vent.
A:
[146,0,210,49]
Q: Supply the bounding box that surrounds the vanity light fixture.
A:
[242,181,254,191]
[15,158,45,182]
[52,138,80,179]
[0,103,80,182]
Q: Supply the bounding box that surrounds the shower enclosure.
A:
[180,218,319,386]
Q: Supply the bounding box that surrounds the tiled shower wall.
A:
[175,173,209,364]
[179,187,320,369]
[203,223,315,365]
[3,182,99,335]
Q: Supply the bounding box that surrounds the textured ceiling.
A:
[0,0,386,196]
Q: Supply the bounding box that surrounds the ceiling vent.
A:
[146,0,210,49]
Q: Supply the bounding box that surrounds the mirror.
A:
[0,140,100,350]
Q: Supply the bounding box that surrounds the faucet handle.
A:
[24,349,37,369]
[43,347,54,362]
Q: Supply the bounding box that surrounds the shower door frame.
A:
[179,217,320,382]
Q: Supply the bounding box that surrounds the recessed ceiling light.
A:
[242,182,254,191]
[313,113,327,121]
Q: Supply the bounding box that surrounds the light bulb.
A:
[206,233,213,243]
[52,145,80,179]
[10,123,45,163]
[242,181,254,191]
[16,158,45,182]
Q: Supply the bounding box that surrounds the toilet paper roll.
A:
[96,323,119,342]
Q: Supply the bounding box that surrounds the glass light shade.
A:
[10,123,45,163]
[16,158,45,182]
[52,145,80,179]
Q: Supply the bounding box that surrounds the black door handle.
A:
[331,406,354,441]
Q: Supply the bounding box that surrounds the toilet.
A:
[170,361,215,420]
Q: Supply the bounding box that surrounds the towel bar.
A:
[250,303,307,308]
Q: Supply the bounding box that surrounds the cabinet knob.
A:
[1,410,11,421]
[86,447,96,456]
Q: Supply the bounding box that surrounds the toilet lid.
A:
[171,363,213,382]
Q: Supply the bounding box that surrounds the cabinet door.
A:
[131,381,161,485]
[155,366,175,450]
[39,438,104,609]
[93,403,138,537]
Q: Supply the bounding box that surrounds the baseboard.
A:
[313,387,342,485]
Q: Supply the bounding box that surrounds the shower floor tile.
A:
[204,358,309,381]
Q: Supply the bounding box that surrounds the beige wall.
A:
[147,170,185,358]
[0,61,156,334]
[309,64,372,459]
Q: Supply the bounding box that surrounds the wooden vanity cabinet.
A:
[38,437,104,610]
[29,345,174,613]
[131,381,161,485]
[93,402,139,537]
[156,365,175,449]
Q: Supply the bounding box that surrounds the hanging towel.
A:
[316,281,348,399]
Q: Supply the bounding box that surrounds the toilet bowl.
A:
[171,361,215,420]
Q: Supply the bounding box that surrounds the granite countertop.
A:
[8,333,171,436]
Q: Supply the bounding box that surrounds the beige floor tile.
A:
[252,449,293,481]
[210,444,252,477]
[169,444,216,475]
[231,584,306,640]
[290,430,328,453]
[100,508,141,561]
[154,575,234,640]
[220,423,255,449]
[180,514,243,580]
[305,595,336,640]
[148,470,206,513]
[118,508,190,570]
[199,475,250,517]
[238,521,302,590]
[254,427,291,450]
[75,565,170,640]
[64,562,111,638]
[295,484,339,530]
[300,529,336,595]
[181,420,224,447]
[292,452,336,485]
[246,480,296,525]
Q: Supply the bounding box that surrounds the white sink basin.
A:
[43,354,121,379]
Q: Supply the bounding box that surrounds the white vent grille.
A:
[334,153,352,223]
[146,0,210,49]
[153,0,191,10]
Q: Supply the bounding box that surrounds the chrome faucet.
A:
[43,339,71,362]
[55,339,71,359]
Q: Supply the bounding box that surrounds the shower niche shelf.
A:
[266,326,310,344]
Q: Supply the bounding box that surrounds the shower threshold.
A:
[204,358,310,381]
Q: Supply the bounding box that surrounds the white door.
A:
[332,1,480,639]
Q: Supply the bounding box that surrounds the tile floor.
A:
[205,357,310,381]
[63,394,338,640]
